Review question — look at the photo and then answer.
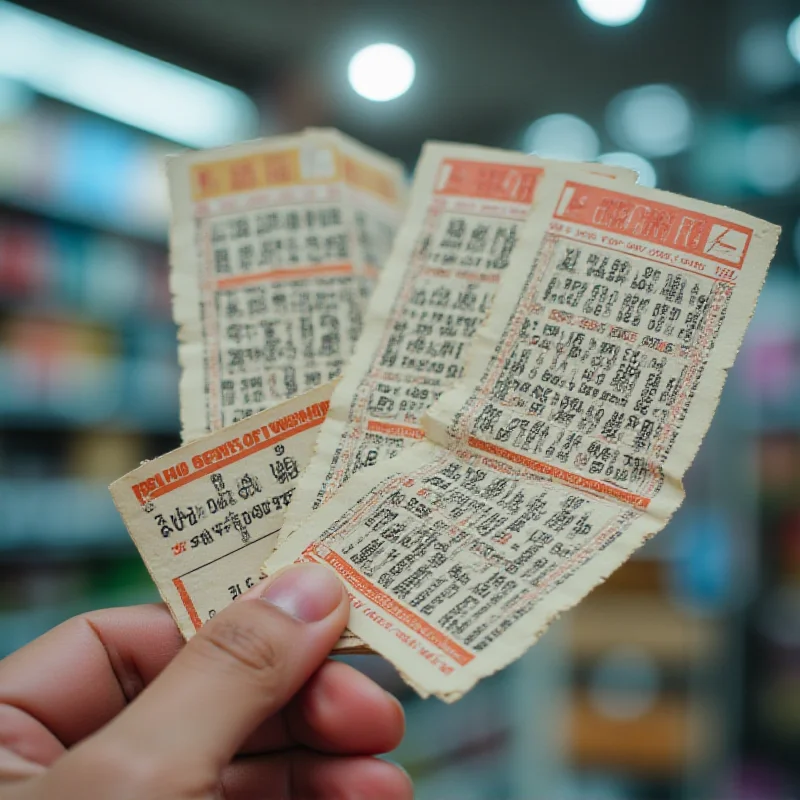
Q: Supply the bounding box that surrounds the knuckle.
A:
[0,703,25,739]
[0,704,38,751]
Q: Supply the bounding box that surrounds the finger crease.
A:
[83,617,146,704]
[0,700,66,749]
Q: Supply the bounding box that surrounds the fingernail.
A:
[258,563,344,622]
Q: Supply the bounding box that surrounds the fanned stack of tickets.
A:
[111,128,780,701]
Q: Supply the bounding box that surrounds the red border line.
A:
[367,420,425,440]
[468,436,650,509]
[308,547,474,666]
[150,417,325,500]
[214,263,353,290]
[174,578,203,631]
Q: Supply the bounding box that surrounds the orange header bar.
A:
[434,159,542,204]
[191,149,305,200]
[191,148,401,202]
[131,400,329,504]
[555,182,753,268]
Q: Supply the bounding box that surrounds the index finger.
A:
[0,604,183,746]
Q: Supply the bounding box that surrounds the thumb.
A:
[69,563,347,782]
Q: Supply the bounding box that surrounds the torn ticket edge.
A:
[110,382,334,641]
[274,143,637,653]
[279,143,636,543]
[267,172,779,701]
[166,128,406,444]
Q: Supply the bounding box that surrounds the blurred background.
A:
[0,0,798,796]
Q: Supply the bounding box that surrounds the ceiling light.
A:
[348,44,415,102]
[577,0,647,27]
[788,14,800,64]
[598,151,657,187]
[524,114,599,161]
[607,84,693,157]
[0,1,258,147]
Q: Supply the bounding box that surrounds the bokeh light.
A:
[607,84,693,157]
[576,0,647,27]
[524,113,599,161]
[787,14,800,64]
[739,23,797,89]
[348,43,415,102]
[598,151,657,187]
[743,124,800,193]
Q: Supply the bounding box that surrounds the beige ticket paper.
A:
[168,129,405,442]
[281,143,635,540]
[111,383,332,641]
[269,174,779,700]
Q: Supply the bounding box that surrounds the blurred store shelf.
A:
[393,673,509,774]
[568,690,713,775]
[568,595,720,664]
[0,478,133,552]
[0,351,179,433]
[0,192,167,243]
[0,103,174,242]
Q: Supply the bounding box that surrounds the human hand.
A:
[0,563,410,799]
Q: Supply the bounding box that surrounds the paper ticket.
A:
[167,128,406,442]
[280,143,636,541]
[110,383,333,640]
[268,173,779,700]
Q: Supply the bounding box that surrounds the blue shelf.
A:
[0,191,167,243]
[0,352,179,434]
[0,478,134,552]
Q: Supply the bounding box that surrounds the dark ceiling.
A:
[14,0,800,167]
